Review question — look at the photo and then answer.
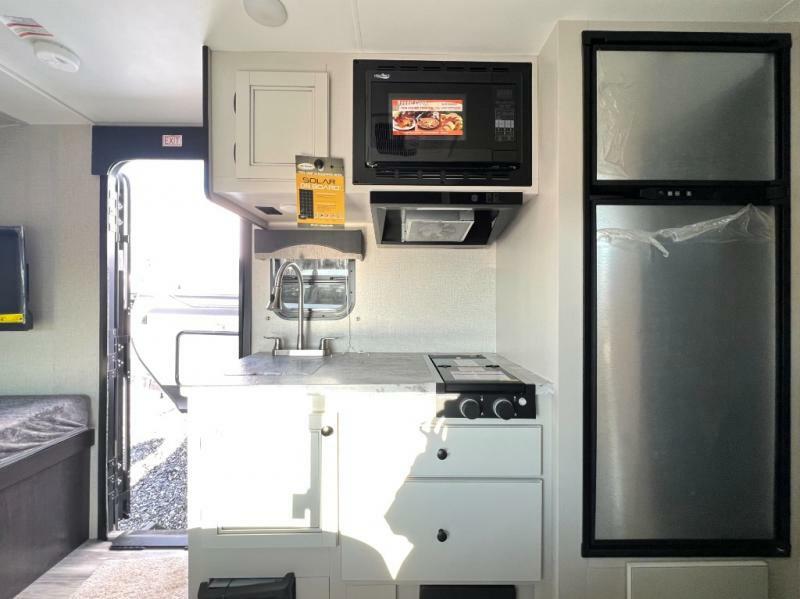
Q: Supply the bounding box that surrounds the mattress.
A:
[0,395,90,466]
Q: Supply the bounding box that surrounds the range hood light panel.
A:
[402,209,475,243]
[370,191,523,247]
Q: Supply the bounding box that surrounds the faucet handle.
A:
[318,337,335,353]
[263,336,282,352]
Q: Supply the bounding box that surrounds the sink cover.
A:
[226,353,325,377]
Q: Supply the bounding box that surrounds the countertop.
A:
[182,352,551,393]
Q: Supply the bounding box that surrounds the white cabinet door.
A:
[198,391,337,547]
[235,71,329,181]
[296,577,330,599]
[341,479,543,582]
[346,584,396,599]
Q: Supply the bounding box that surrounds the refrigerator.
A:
[582,32,791,557]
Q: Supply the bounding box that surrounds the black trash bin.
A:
[197,573,296,598]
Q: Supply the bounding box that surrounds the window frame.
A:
[269,258,356,320]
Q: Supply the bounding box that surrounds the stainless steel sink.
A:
[273,348,329,357]
[264,336,334,358]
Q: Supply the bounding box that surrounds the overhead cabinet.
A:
[235,71,329,181]
[205,52,332,226]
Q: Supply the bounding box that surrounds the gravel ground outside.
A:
[129,438,164,463]
[118,439,187,531]
[117,354,188,532]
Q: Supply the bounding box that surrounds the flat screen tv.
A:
[0,226,32,330]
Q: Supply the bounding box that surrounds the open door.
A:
[101,159,241,548]
[105,171,132,531]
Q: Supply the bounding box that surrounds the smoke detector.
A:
[33,40,80,72]
[1,17,81,73]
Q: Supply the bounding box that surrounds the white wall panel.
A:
[0,125,100,536]
[252,229,496,354]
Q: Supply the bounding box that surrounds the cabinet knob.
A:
[437,448,448,460]
[320,425,334,437]
[436,529,449,542]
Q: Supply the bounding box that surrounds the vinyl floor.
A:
[15,540,187,599]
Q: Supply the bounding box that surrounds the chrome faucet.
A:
[268,262,305,350]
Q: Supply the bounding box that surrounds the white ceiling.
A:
[0,0,795,125]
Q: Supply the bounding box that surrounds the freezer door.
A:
[595,51,775,181]
[594,204,776,540]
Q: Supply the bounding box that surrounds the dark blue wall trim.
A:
[91,126,207,175]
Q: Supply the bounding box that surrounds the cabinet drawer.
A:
[409,424,541,478]
[342,480,542,582]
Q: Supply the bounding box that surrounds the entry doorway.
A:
[104,160,240,546]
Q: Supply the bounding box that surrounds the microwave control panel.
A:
[494,88,516,143]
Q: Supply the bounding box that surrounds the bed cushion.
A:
[0,395,90,462]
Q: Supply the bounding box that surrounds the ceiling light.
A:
[243,0,288,27]
[33,40,80,73]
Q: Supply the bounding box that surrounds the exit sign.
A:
[162,134,183,147]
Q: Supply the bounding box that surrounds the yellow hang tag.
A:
[295,155,345,227]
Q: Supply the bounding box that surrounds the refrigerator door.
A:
[594,204,776,540]
[595,51,775,181]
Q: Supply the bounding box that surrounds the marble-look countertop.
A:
[182,352,551,394]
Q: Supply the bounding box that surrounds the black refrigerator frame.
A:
[582,31,792,558]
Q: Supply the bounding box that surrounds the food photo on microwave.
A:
[391,98,464,136]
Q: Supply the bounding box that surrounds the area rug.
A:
[70,556,187,599]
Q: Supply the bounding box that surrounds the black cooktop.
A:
[429,354,525,394]
[429,354,536,419]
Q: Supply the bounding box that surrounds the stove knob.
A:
[492,398,515,420]
[459,397,481,419]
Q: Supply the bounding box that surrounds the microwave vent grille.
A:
[374,169,512,184]
[370,64,511,73]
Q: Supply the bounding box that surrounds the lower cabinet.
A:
[296,577,330,599]
[345,584,396,599]
[191,390,337,549]
[341,479,543,582]
[339,409,544,584]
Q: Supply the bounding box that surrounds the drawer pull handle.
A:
[320,426,334,437]
[437,529,449,542]
[437,448,448,460]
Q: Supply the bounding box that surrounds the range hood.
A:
[370,191,522,247]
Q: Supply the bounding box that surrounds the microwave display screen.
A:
[391,98,465,137]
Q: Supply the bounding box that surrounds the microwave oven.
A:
[352,60,533,187]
